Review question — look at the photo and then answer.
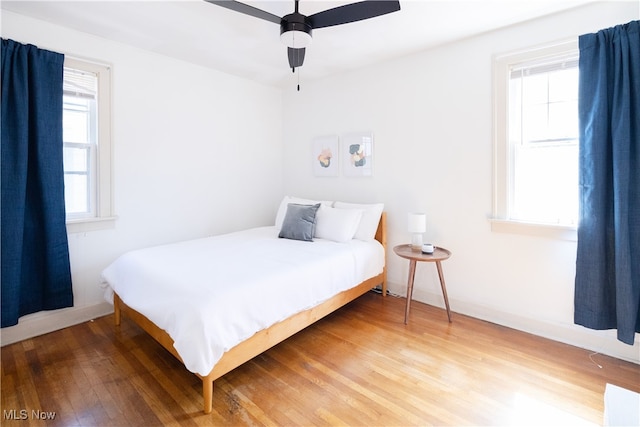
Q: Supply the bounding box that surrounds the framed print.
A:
[312,135,339,177]
[342,132,373,177]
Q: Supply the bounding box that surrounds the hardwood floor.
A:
[2,292,639,426]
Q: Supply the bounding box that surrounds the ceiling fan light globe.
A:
[280,15,313,48]
[280,30,312,48]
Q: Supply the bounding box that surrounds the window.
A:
[63,58,114,232]
[492,40,578,239]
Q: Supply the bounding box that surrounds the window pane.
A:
[64,174,89,215]
[63,146,88,173]
[522,73,548,105]
[63,96,94,144]
[508,58,578,224]
[522,103,548,142]
[63,67,98,220]
[512,144,578,224]
[62,58,112,229]
[548,100,578,139]
[549,68,578,102]
[508,79,522,142]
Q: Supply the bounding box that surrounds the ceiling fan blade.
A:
[288,47,306,69]
[205,0,281,24]
[308,0,400,29]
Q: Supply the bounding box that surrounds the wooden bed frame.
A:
[113,212,387,414]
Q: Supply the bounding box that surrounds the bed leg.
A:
[382,267,388,297]
[203,377,214,414]
[114,294,121,326]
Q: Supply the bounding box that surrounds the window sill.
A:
[489,218,577,241]
[66,216,117,234]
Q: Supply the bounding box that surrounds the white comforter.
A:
[101,226,384,376]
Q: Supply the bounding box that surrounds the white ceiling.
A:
[2,0,595,87]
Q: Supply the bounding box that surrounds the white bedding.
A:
[101,226,385,376]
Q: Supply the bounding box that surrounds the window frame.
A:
[491,39,578,241]
[63,57,115,233]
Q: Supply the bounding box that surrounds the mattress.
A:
[101,226,385,376]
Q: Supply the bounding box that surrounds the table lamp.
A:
[408,212,426,250]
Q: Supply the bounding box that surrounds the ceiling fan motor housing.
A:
[280,13,313,47]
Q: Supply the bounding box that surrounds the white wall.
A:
[281,2,640,363]
[1,11,284,344]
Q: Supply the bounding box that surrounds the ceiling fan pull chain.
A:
[297,68,301,91]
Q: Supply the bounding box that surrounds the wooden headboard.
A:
[375,211,387,249]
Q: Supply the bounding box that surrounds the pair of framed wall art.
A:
[312,132,373,177]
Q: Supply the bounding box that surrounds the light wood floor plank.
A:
[2,291,639,426]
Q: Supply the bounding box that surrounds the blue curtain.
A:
[1,39,73,327]
[574,21,640,345]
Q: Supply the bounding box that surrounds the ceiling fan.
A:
[205,0,401,71]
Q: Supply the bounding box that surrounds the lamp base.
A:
[411,233,423,251]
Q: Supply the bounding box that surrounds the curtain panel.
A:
[574,21,640,345]
[1,39,73,327]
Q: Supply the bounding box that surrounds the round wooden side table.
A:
[393,244,452,324]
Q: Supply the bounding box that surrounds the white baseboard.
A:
[387,281,640,365]
[0,302,113,346]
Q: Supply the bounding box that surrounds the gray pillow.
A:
[278,203,321,241]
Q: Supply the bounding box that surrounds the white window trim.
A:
[491,39,578,241]
[64,57,116,234]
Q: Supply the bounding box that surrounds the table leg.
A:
[404,260,417,324]
[435,260,452,322]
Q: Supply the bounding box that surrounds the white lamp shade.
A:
[408,213,426,233]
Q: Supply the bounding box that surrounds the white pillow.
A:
[314,205,363,243]
[275,196,333,230]
[333,201,384,241]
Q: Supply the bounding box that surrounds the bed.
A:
[102,197,387,414]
